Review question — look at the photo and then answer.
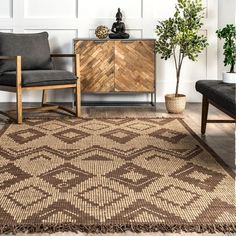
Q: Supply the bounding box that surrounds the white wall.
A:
[218,0,236,77]
[0,0,219,103]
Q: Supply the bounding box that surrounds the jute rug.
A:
[0,118,235,234]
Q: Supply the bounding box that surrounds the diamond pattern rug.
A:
[0,118,235,234]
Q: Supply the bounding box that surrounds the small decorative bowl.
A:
[95,26,109,39]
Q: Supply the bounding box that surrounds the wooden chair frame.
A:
[0,54,81,124]
[201,95,236,134]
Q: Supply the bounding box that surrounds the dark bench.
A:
[196,80,236,134]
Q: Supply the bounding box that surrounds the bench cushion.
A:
[0,70,77,87]
[196,80,236,116]
[0,32,53,74]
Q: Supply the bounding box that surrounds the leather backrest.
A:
[0,32,53,74]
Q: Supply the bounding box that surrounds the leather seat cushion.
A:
[196,80,236,116]
[0,70,77,87]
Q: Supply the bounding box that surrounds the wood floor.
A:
[0,102,235,236]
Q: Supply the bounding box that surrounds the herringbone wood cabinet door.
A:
[75,41,115,92]
[115,41,155,92]
[75,40,155,93]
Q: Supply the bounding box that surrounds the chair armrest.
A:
[50,54,76,58]
[0,56,22,87]
[0,56,18,60]
[50,54,80,78]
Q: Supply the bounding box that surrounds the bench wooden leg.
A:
[201,96,209,135]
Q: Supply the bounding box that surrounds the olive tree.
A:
[155,0,208,96]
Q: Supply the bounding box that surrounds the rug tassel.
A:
[1,223,236,234]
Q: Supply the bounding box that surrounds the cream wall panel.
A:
[78,0,142,18]
[143,0,176,19]
[0,0,13,18]
[143,0,207,19]
[0,29,12,32]
[24,0,77,18]
[0,19,13,29]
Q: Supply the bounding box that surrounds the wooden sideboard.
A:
[74,39,156,105]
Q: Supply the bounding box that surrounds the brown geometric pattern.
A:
[8,128,45,144]
[6,185,51,209]
[53,128,90,144]
[0,118,235,234]
[0,163,32,190]
[106,162,162,192]
[101,128,138,144]
[152,185,200,209]
[170,163,225,191]
[40,163,94,192]
[76,185,128,209]
[150,128,187,144]
[23,200,98,224]
[109,199,185,224]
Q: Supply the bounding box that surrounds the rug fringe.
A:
[1,223,236,234]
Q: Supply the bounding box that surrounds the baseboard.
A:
[81,101,155,107]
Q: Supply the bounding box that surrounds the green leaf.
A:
[217,24,236,72]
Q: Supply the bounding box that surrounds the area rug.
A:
[0,118,235,234]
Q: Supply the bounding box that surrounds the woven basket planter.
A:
[165,94,186,114]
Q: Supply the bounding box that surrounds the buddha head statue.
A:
[116,8,122,22]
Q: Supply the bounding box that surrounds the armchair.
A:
[0,32,81,124]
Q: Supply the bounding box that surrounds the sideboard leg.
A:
[150,93,155,107]
[152,92,157,109]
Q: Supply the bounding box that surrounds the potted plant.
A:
[217,24,236,84]
[155,0,208,113]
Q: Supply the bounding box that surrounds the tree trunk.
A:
[230,63,235,73]
[175,70,180,96]
[175,53,184,97]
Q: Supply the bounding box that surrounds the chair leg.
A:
[72,88,75,110]
[201,96,209,135]
[16,90,23,124]
[75,80,81,117]
[42,90,48,106]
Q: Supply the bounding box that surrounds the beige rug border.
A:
[0,117,235,234]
